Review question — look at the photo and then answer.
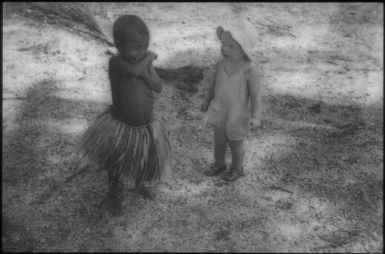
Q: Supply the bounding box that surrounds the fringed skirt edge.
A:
[77,108,171,185]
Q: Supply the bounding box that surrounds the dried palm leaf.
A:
[26,2,114,46]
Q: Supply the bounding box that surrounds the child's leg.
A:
[107,170,122,214]
[133,178,153,199]
[222,140,245,181]
[214,127,228,167]
[108,170,120,196]
[133,178,143,190]
[204,127,227,176]
[228,140,245,170]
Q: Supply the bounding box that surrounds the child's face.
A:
[220,32,246,61]
[120,42,148,63]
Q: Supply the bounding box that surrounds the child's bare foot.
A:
[134,185,154,200]
[222,167,244,182]
[204,164,226,176]
[106,193,122,216]
[138,186,154,200]
[133,179,155,200]
[98,193,122,216]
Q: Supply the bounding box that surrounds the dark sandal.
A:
[204,164,227,176]
[222,167,244,182]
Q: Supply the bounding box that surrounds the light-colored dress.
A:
[206,59,255,140]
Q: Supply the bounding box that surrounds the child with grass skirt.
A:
[78,15,171,215]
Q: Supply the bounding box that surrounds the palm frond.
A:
[27,2,114,46]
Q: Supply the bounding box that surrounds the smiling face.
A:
[220,31,247,61]
[119,42,148,63]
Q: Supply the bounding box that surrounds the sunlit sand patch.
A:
[243,133,294,194]
[296,196,336,221]
[269,69,382,106]
[268,197,338,249]
[49,63,85,82]
[358,71,383,106]
[2,100,22,133]
[277,221,302,241]
[4,25,80,89]
[3,18,112,103]
[168,180,211,198]
[156,46,218,69]
[269,72,319,98]
[43,119,88,134]
[3,57,62,97]
[46,154,62,164]
[321,70,382,105]
[275,118,338,131]
[53,86,111,104]
[271,24,331,50]
[247,133,292,160]
[264,190,292,203]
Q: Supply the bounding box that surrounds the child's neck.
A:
[223,58,248,76]
[224,57,247,66]
[119,53,145,64]
[224,57,247,71]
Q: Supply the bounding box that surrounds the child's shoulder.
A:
[109,55,124,65]
[213,58,225,71]
[109,55,121,67]
[245,61,262,76]
[109,55,136,71]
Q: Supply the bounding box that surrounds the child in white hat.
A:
[201,18,263,181]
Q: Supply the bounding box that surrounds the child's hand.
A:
[249,118,262,131]
[143,65,156,79]
[148,63,157,76]
[146,51,158,61]
[137,52,158,78]
[200,100,210,112]
[106,47,117,55]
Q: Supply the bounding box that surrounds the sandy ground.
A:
[2,2,383,252]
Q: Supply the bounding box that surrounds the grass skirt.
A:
[77,107,171,185]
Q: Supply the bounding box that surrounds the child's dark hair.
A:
[113,15,149,50]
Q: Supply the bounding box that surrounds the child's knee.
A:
[229,140,244,153]
[214,137,227,148]
[214,127,227,142]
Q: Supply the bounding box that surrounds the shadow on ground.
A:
[3,74,383,251]
[2,79,110,252]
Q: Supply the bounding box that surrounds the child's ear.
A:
[216,26,224,40]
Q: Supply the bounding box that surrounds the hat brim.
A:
[217,20,256,60]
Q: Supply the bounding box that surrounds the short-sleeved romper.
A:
[206,59,255,140]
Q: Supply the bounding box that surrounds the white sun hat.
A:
[216,18,258,61]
